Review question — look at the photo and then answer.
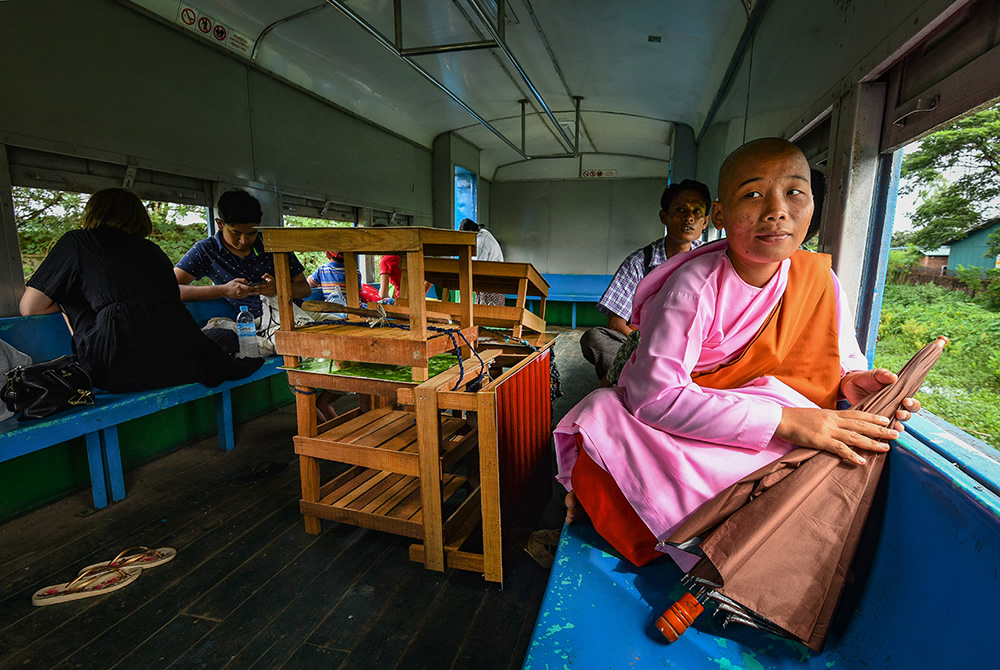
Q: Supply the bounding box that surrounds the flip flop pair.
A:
[31,546,176,607]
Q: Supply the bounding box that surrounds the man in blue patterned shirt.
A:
[174,189,310,318]
[580,180,711,380]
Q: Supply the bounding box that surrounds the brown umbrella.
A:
[657,336,947,651]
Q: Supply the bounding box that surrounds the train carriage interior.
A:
[1,0,999,668]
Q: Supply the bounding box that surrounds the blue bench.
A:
[520,274,612,328]
[0,300,286,510]
[523,412,1000,668]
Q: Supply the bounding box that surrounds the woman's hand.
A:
[775,407,897,465]
[841,369,922,430]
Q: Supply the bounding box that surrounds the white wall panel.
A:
[0,0,255,180]
[249,73,431,218]
[490,178,665,274]
[489,182,551,270]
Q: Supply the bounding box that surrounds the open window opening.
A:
[14,186,208,282]
[454,166,477,229]
[280,197,357,281]
[876,99,1000,453]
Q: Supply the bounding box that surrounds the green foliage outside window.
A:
[281,215,354,277]
[14,187,206,279]
[898,101,1000,251]
[876,282,1000,450]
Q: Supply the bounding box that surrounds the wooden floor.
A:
[0,328,598,670]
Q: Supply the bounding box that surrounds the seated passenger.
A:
[554,138,918,567]
[20,188,262,392]
[580,180,710,380]
[309,251,358,303]
[173,189,311,317]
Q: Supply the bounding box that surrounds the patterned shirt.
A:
[308,260,362,302]
[597,237,703,321]
[176,230,305,316]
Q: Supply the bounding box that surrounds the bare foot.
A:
[565,490,586,525]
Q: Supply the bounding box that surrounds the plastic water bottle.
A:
[236,306,259,358]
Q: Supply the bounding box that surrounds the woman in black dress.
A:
[19,188,261,392]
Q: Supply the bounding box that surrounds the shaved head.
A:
[718,138,810,203]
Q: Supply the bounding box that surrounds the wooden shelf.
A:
[301,466,469,540]
[294,408,476,476]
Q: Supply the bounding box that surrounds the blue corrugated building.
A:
[946,219,1000,270]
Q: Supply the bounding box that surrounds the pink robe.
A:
[554,241,868,551]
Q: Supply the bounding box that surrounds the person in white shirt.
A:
[459,218,505,304]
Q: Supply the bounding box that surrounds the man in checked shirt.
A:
[580,180,711,381]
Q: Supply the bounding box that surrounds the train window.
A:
[875,99,1000,453]
[454,166,477,228]
[14,186,209,281]
[280,211,355,280]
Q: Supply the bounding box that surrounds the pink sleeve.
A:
[832,270,869,375]
[621,287,782,453]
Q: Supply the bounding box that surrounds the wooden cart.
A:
[262,227,553,583]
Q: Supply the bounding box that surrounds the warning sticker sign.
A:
[175,3,255,57]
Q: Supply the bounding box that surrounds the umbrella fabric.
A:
[667,337,946,650]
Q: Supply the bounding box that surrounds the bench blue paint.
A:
[518,274,612,328]
[0,301,286,510]
[524,412,1000,668]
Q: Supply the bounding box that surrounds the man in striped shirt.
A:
[580,180,711,381]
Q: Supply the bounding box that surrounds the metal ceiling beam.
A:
[324,0,579,159]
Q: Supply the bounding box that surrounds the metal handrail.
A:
[324,0,579,159]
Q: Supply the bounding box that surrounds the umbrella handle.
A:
[656,590,705,642]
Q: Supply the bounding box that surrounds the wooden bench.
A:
[523,413,1000,668]
[0,300,287,510]
[521,274,611,328]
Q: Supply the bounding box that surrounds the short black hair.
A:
[459,217,479,232]
[217,189,262,225]
[660,179,711,213]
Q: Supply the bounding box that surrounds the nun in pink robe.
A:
[553,240,869,564]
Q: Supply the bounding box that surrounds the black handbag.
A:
[1,355,95,420]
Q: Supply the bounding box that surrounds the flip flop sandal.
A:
[77,546,177,575]
[525,529,562,569]
[32,566,142,607]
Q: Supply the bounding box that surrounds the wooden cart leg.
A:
[478,392,503,583]
[416,386,445,571]
[296,387,322,535]
[300,455,322,535]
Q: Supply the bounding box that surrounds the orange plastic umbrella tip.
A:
[656,591,705,642]
[934,336,949,347]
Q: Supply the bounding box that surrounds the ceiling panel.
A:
[126,0,750,177]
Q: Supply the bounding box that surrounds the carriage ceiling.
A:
[127,0,752,180]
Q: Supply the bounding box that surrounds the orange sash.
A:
[692,250,842,409]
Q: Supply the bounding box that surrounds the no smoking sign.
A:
[175,3,253,55]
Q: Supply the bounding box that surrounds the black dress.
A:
[27,228,261,392]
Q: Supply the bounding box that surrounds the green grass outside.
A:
[874,282,1000,450]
